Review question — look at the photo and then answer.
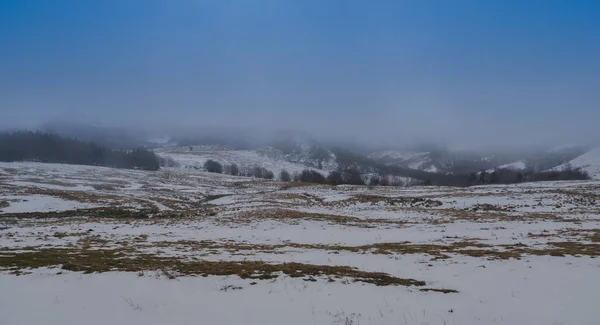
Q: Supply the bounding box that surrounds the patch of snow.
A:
[0,195,99,214]
[552,147,600,179]
[497,160,526,170]
[369,150,428,162]
[423,165,439,173]
[1,258,599,325]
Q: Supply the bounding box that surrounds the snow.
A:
[423,165,439,173]
[1,257,599,325]
[497,160,527,170]
[552,147,600,179]
[369,151,428,161]
[0,195,99,213]
[2,161,600,325]
[370,151,438,173]
[157,147,332,177]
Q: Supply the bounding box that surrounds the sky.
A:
[1,0,599,147]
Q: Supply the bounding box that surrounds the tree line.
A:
[199,151,589,187]
[203,159,275,179]
[330,147,588,187]
[0,131,160,170]
[203,159,374,185]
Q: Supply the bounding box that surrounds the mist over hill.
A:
[9,121,592,184]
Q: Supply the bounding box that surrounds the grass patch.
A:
[234,209,409,228]
[91,183,124,191]
[419,288,458,294]
[0,248,428,287]
[0,207,154,219]
[542,242,600,257]
[203,194,231,203]
[150,239,522,260]
[434,208,581,223]
[334,195,443,208]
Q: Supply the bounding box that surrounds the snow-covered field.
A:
[157,145,336,177]
[1,161,600,325]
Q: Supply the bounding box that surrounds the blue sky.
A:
[1,1,599,146]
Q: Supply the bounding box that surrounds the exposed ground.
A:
[1,161,599,325]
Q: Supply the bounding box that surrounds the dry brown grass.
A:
[419,288,458,294]
[232,209,410,228]
[0,248,429,287]
[434,208,582,223]
[147,239,527,260]
[469,204,514,212]
[53,231,87,239]
[0,207,156,219]
[77,235,111,249]
[324,195,443,209]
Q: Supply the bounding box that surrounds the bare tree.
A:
[279,169,291,182]
[204,160,223,173]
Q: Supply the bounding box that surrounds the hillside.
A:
[371,145,588,176]
[156,145,335,178]
[368,150,440,172]
[552,147,600,179]
[496,160,527,170]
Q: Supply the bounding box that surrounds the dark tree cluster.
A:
[279,169,291,182]
[286,169,366,186]
[245,166,274,179]
[0,131,160,170]
[224,163,240,176]
[158,156,180,168]
[470,168,588,186]
[203,159,223,173]
[294,169,328,184]
[202,161,274,179]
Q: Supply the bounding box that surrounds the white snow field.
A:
[1,161,600,325]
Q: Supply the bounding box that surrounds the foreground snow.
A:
[2,259,599,325]
[1,161,600,324]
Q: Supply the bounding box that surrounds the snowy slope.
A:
[497,160,527,170]
[369,151,440,173]
[552,147,600,179]
[156,146,333,177]
[369,150,428,161]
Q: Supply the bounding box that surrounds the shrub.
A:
[230,164,239,176]
[159,156,180,168]
[298,169,327,184]
[342,168,365,185]
[247,166,274,179]
[204,160,223,173]
[279,169,291,182]
[224,163,239,176]
[327,171,344,185]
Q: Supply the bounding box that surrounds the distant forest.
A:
[331,148,589,187]
[0,131,160,170]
